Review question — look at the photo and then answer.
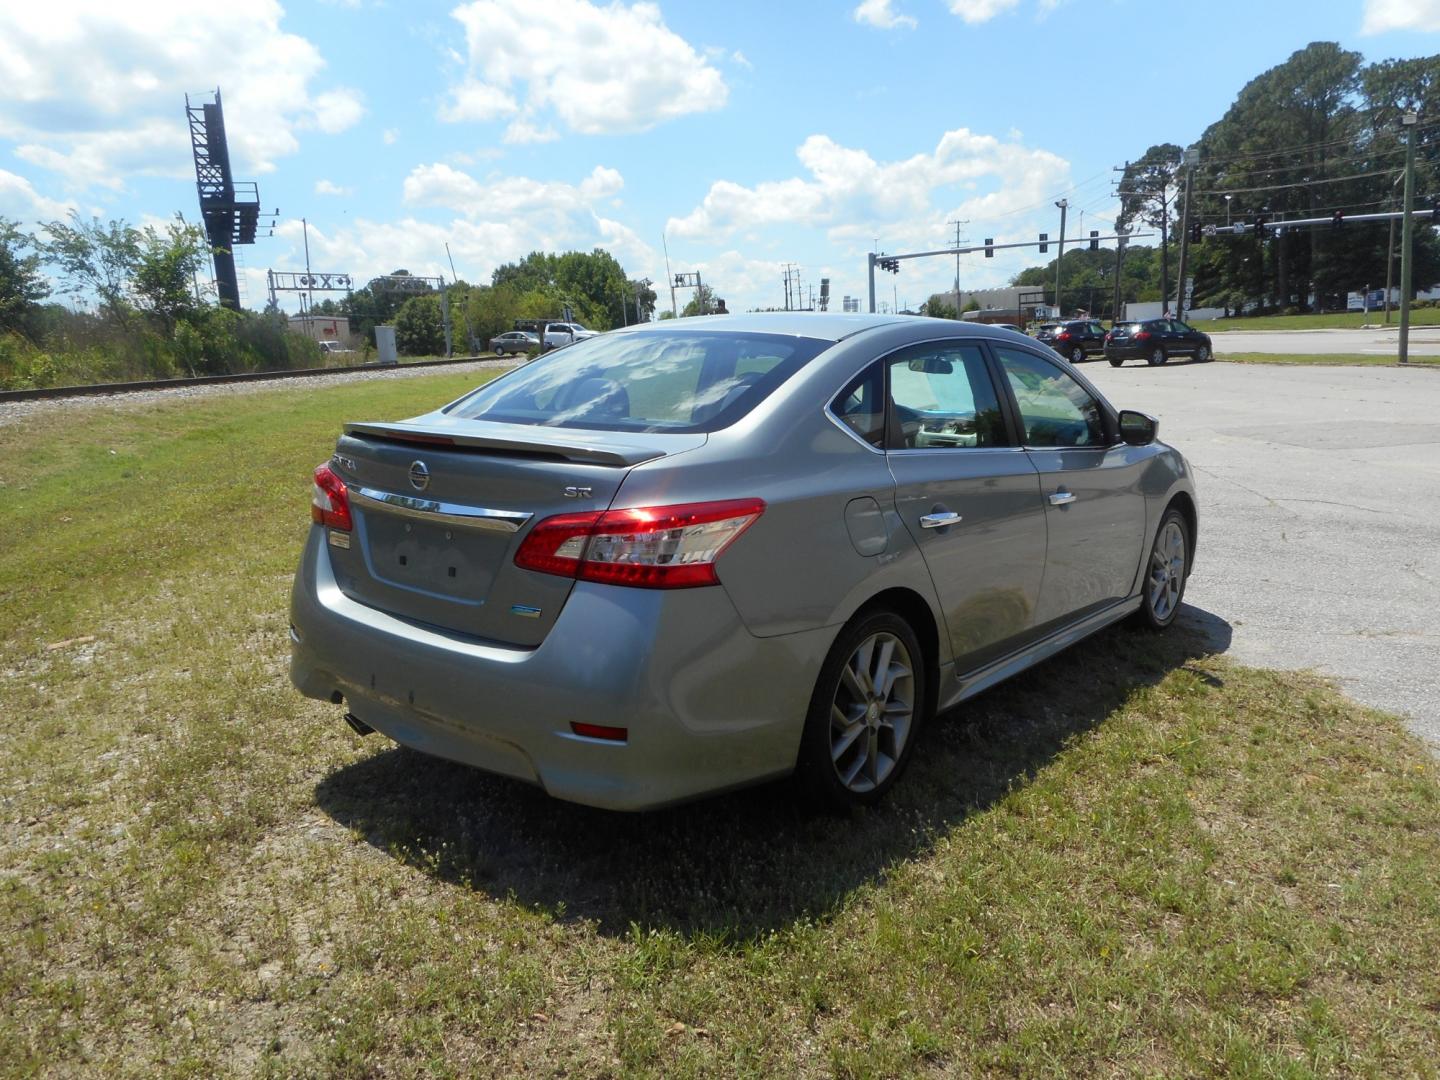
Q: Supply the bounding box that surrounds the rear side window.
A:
[830,363,885,448]
[886,342,1007,450]
[447,330,829,433]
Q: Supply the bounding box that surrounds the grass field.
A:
[3,374,1439,1077]
[1189,308,1440,333]
[1215,351,1440,366]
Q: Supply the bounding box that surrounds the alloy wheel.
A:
[1148,519,1187,622]
[1071,346,1085,364]
[1149,347,1166,366]
[829,632,915,794]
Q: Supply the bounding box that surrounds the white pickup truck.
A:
[539,322,599,349]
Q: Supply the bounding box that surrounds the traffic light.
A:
[879,257,900,274]
[1189,222,1202,243]
[1089,230,1100,250]
[1038,233,1048,254]
[984,238,994,258]
[1253,216,1268,239]
[1332,210,1344,230]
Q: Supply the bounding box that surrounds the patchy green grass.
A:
[1190,308,1440,333]
[1215,351,1440,366]
[2,375,1439,1077]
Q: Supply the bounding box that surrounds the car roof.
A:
[612,311,1068,344]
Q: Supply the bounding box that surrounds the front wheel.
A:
[1147,346,1167,366]
[797,611,928,808]
[1196,344,1212,362]
[1134,508,1190,630]
[1070,345,1086,364]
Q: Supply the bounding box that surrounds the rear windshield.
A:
[445,330,830,433]
[1115,323,1145,331]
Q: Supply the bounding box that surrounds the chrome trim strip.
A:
[350,486,533,533]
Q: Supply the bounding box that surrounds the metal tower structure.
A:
[186,89,265,310]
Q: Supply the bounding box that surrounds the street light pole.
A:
[1399,111,1418,365]
[1224,193,1232,227]
[1054,198,1068,317]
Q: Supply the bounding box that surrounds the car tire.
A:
[1147,346,1167,366]
[1108,354,1124,367]
[1070,346,1086,364]
[797,610,928,809]
[1196,344,1212,362]
[1133,507,1189,631]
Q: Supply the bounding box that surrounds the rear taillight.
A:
[1104,332,1112,342]
[311,463,352,531]
[1055,331,1072,341]
[1134,330,1152,342]
[515,499,765,589]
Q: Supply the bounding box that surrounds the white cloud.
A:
[442,0,728,135]
[0,0,364,188]
[314,179,353,197]
[732,50,753,69]
[402,162,624,221]
[382,128,400,145]
[947,0,1022,23]
[667,128,1068,245]
[503,119,561,145]
[854,0,917,29]
[1362,0,1440,32]
[0,168,77,222]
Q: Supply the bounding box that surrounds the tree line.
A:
[988,43,1440,320]
[309,250,659,357]
[0,214,322,389]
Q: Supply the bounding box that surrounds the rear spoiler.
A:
[343,421,667,467]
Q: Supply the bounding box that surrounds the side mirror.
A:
[1118,409,1159,447]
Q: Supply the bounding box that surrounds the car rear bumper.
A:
[1104,343,1148,359]
[288,527,833,810]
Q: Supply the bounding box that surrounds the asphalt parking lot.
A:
[1085,358,1440,749]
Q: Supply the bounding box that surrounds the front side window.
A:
[994,346,1106,448]
[446,330,828,433]
[886,342,1007,450]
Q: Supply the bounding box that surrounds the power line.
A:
[1191,166,1402,197]
[1195,119,1440,167]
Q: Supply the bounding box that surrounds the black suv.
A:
[1033,320,1108,364]
[1104,320,1214,367]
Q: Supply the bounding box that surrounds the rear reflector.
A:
[515,498,765,589]
[570,722,628,742]
[311,462,353,531]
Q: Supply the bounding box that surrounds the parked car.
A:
[1033,320,1108,364]
[490,330,540,356]
[542,322,599,349]
[292,314,1197,810]
[1105,320,1214,366]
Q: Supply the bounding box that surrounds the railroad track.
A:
[0,355,505,403]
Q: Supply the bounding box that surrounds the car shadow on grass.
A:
[314,604,1232,939]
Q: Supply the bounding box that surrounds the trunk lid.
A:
[324,418,705,646]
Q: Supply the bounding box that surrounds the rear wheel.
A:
[797,611,927,808]
[1070,345,1086,364]
[1108,354,1124,367]
[1147,346,1168,366]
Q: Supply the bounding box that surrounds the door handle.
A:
[1048,491,1077,506]
[919,511,962,529]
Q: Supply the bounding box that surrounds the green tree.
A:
[1116,143,1184,308]
[41,213,141,328]
[0,218,49,337]
[681,284,717,317]
[394,293,446,356]
[132,216,209,332]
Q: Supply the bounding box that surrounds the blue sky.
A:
[2,0,1438,316]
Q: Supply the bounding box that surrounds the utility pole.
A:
[1054,199,1068,318]
[947,218,968,302]
[1385,215,1396,325]
[1112,230,1127,323]
[1399,111,1418,365]
[302,216,313,342]
[1173,147,1197,320]
[867,253,877,314]
[662,233,677,318]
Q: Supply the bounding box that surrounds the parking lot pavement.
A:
[1210,326,1440,355]
[1085,359,1440,749]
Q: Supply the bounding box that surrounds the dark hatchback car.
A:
[1034,320,1108,364]
[1105,320,1214,366]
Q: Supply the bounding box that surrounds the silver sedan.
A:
[291,314,1197,810]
